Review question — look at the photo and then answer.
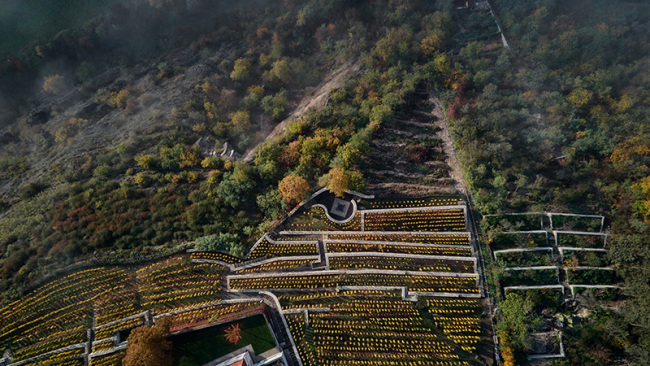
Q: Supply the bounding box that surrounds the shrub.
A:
[43,75,66,94]
[194,233,242,257]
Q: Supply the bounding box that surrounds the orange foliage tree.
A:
[279,140,302,166]
[123,317,172,366]
[279,174,311,205]
[43,74,65,94]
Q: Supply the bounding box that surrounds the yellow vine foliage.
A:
[632,175,650,223]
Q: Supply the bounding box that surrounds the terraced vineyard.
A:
[327,242,473,256]
[328,233,470,244]
[284,295,483,366]
[328,256,476,273]
[0,195,491,366]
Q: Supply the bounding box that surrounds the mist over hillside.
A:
[0,0,649,364]
[0,0,265,127]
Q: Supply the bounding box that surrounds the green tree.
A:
[257,189,286,218]
[460,41,483,69]
[92,164,112,177]
[267,59,291,84]
[261,90,287,121]
[135,155,157,169]
[495,293,542,351]
[218,172,253,208]
[369,104,393,124]
[331,143,361,170]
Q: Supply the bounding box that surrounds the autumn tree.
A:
[201,157,223,169]
[230,58,251,81]
[178,147,201,168]
[326,168,349,198]
[279,174,311,204]
[632,175,650,223]
[109,89,131,109]
[135,154,157,169]
[123,317,172,366]
[43,75,66,94]
[246,85,265,104]
[423,11,453,45]
[134,172,151,187]
[279,140,302,166]
[564,256,580,268]
[420,34,442,56]
[204,101,218,120]
[371,27,415,66]
[324,168,364,198]
[230,111,252,131]
[567,88,594,109]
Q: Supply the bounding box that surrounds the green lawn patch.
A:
[172,314,276,366]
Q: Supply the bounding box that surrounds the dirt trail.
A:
[431,95,498,365]
[243,61,362,162]
[430,96,466,195]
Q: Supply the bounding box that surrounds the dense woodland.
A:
[0,0,649,364]
[446,0,650,364]
[0,0,454,299]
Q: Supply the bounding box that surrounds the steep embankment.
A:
[243,61,362,162]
